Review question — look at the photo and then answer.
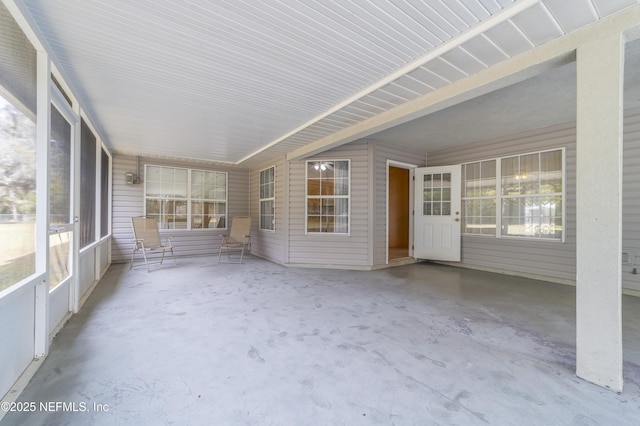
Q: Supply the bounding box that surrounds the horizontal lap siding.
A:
[623,109,640,291]
[111,155,249,263]
[288,142,370,267]
[427,122,578,282]
[372,142,425,268]
[250,157,286,264]
[112,156,142,261]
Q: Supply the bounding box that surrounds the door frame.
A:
[386,160,417,264]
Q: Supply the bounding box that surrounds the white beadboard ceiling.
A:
[16,0,640,167]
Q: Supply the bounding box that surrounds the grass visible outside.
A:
[0,222,70,292]
[0,222,36,291]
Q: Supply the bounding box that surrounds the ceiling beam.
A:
[286,3,640,161]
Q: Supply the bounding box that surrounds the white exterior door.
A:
[414,165,461,261]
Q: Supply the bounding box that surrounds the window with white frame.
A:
[306,160,349,234]
[462,148,564,240]
[144,165,227,230]
[191,169,227,229]
[0,5,37,292]
[259,166,275,231]
[462,160,497,236]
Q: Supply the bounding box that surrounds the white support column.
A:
[575,34,624,391]
[34,49,50,358]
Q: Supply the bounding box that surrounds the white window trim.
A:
[461,147,566,242]
[305,159,351,236]
[259,165,276,232]
[461,159,497,238]
[143,164,228,231]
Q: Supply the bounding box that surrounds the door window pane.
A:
[49,231,70,289]
[423,173,452,216]
[49,107,73,289]
[50,106,71,227]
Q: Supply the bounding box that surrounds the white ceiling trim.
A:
[236,0,541,165]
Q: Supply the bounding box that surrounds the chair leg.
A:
[218,244,250,264]
[142,249,150,272]
[170,247,176,266]
[160,249,166,265]
[129,247,136,270]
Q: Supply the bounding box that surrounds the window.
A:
[462,148,564,240]
[259,166,275,231]
[462,160,497,235]
[0,93,36,291]
[100,148,110,238]
[80,119,96,248]
[306,160,349,234]
[0,3,37,291]
[145,165,227,230]
[191,169,226,229]
[49,105,72,289]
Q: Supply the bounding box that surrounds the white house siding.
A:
[111,155,250,263]
[427,108,640,289]
[623,108,640,291]
[250,156,287,264]
[371,141,426,268]
[288,141,370,268]
[427,122,578,282]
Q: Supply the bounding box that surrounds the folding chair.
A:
[218,216,251,264]
[130,216,176,272]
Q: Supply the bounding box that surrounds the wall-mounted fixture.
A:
[125,157,143,185]
[125,172,137,185]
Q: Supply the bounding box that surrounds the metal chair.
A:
[218,216,251,264]
[130,216,176,272]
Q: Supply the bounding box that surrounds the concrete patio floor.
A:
[2,257,640,425]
